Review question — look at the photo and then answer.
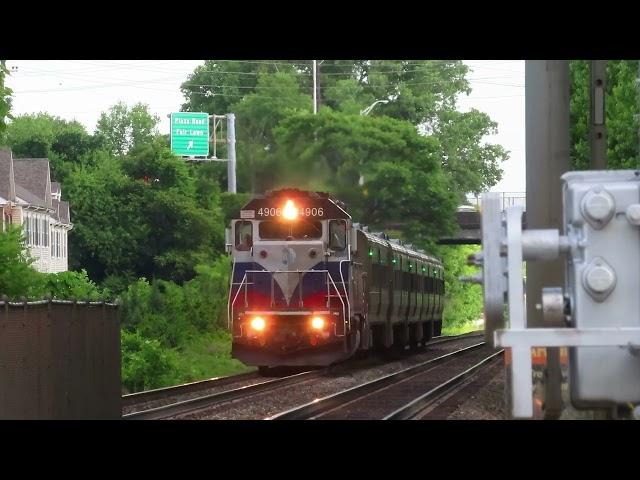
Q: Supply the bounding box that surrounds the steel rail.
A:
[124,331,484,419]
[122,371,259,408]
[266,342,487,420]
[383,349,504,419]
[124,370,322,420]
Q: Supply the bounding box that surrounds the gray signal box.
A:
[563,171,640,407]
[476,170,640,418]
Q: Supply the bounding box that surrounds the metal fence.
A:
[466,192,527,211]
[0,300,120,419]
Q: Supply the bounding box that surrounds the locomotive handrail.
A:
[339,259,351,333]
[227,259,237,330]
[229,269,349,338]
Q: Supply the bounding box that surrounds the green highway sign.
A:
[170,112,209,157]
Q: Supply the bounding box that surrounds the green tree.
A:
[570,60,640,170]
[121,142,224,282]
[180,60,292,115]
[231,71,312,193]
[181,60,506,198]
[65,154,149,280]
[0,226,45,299]
[121,329,177,392]
[435,108,508,198]
[0,60,12,138]
[3,113,100,182]
[437,244,483,333]
[43,270,104,301]
[95,102,160,156]
[273,110,458,244]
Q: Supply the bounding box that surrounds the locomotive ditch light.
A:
[250,317,266,331]
[310,317,325,330]
[282,199,298,220]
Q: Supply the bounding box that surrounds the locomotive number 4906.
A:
[258,207,324,217]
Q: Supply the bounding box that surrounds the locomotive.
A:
[226,189,445,371]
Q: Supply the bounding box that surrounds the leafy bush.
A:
[119,257,230,345]
[437,244,484,333]
[121,329,178,393]
[43,269,105,301]
[0,226,46,299]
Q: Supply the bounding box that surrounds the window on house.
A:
[24,214,28,242]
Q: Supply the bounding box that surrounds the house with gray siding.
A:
[0,148,73,273]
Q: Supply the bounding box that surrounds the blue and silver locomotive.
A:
[227,189,445,370]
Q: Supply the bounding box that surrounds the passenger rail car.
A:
[226,189,445,369]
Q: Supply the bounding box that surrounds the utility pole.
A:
[525,60,570,419]
[590,60,607,169]
[227,113,236,194]
[313,60,318,114]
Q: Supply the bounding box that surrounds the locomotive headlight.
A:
[282,199,298,220]
[310,317,325,330]
[250,317,266,331]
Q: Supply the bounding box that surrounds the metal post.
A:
[313,60,318,114]
[590,60,607,169]
[525,60,570,419]
[226,113,236,194]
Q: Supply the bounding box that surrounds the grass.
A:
[169,330,254,382]
[441,318,483,336]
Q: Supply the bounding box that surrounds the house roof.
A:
[15,184,44,206]
[1,150,70,224]
[12,158,51,208]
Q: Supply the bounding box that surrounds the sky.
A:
[4,60,526,193]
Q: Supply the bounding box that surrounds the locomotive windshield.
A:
[259,220,322,240]
[329,220,347,251]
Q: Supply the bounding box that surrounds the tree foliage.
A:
[65,142,224,283]
[95,102,160,156]
[0,60,12,138]
[0,226,108,301]
[181,60,506,204]
[570,60,640,170]
[437,244,483,334]
[273,110,458,244]
[3,113,101,182]
[0,226,44,299]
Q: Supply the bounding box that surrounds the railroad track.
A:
[267,342,503,420]
[123,331,484,420]
[123,369,323,420]
[122,371,260,408]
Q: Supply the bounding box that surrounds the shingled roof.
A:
[1,149,70,225]
[12,159,51,208]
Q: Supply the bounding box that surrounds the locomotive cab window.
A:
[259,220,322,240]
[235,221,253,250]
[328,220,347,251]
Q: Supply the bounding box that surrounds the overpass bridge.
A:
[438,192,526,245]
